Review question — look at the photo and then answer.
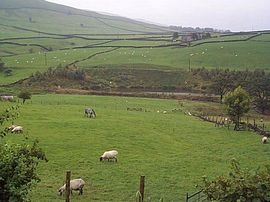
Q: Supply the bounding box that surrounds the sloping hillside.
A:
[0,0,170,36]
[0,0,270,87]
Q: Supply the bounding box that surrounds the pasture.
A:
[2,94,270,201]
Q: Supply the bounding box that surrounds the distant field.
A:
[1,37,270,85]
[250,33,270,41]
[78,41,270,70]
[2,94,270,201]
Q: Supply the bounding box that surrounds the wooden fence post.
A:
[185,193,189,202]
[66,171,71,202]
[247,117,250,130]
[139,176,145,202]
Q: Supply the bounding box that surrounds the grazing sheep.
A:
[6,124,17,132]
[11,126,23,134]
[100,150,118,162]
[262,136,268,144]
[85,107,96,118]
[1,95,14,102]
[58,178,85,196]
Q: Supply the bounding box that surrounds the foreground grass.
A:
[2,94,270,201]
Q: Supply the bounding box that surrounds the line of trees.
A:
[192,68,270,114]
[30,64,86,82]
[169,26,230,33]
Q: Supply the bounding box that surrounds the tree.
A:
[224,86,251,130]
[172,32,179,41]
[18,91,32,104]
[209,70,233,103]
[0,106,47,201]
[248,71,270,114]
[3,68,12,76]
[0,59,5,72]
[201,159,270,202]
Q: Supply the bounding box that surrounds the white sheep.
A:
[100,150,118,162]
[58,178,85,196]
[11,126,23,133]
[262,136,268,144]
[1,95,14,101]
[6,124,17,131]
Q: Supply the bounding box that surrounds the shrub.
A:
[18,91,32,104]
[201,159,270,202]
[0,106,47,201]
[0,141,47,201]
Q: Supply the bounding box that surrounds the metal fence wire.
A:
[185,190,208,202]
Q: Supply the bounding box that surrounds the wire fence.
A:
[185,190,208,202]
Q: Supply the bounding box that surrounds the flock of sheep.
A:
[58,109,119,196]
[4,107,119,197]
[4,105,268,197]
[57,107,269,197]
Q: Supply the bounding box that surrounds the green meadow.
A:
[2,94,270,201]
[1,1,270,201]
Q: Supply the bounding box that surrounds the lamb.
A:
[58,178,85,196]
[100,150,118,162]
[11,126,23,133]
[262,136,268,144]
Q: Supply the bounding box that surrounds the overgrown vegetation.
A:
[20,65,270,116]
[201,159,270,202]
[30,65,86,82]
[0,59,12,77]
[0,105,47,201]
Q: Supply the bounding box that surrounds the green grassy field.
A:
[1,1,270,201]
[2,94,270,201]
[0,0,169,36]
[81,40,270,69]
